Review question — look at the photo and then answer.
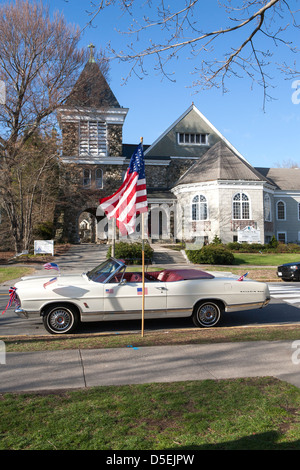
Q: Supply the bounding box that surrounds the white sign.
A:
[34,240,54,255]
[237,226,261,243]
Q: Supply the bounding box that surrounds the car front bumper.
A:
[15,308,29,319]
[277,267,300,281]
[15,308,39,319]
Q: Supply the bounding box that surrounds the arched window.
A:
[264,193,272,222]
[232,192,250,219]
[276,200,286,220]
[95,168,103,188]
[83,168,91,188]
[192,195,208,221]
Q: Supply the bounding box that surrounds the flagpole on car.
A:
[141,136,145,337]
[99,136,148,337]
[111,217,116,258]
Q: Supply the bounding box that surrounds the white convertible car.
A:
[14,258,270,334]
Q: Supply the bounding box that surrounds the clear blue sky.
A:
[49,0,300,169]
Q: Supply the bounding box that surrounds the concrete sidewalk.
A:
[1,340,300,393]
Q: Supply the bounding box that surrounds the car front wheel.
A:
[192,301,223,328]
[43,305,79,334]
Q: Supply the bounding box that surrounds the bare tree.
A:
[83,0,300,105]
[275,159,300,168]
[0,131,61,252]
[0,0,86,252]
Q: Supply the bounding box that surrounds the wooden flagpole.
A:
[141,212,145,337]
[111,217,116,258]
[141,137,145,337]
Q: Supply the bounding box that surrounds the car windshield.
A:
[86,259,124,283]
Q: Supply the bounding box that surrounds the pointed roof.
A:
[145,103,248,162]
[66,49,120,108]
[175,141,268,186]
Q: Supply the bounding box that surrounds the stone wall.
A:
[167,159,197,188]
[54,162,125,243]
[61,122,79,156]
[144,159,197,190]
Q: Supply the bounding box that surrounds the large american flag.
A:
[99,143,148,235]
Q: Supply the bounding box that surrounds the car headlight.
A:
[290,265,299,270]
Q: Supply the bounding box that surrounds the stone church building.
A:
[55,48,300,246]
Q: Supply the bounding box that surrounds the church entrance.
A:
[148,203,175,241]
[78,210,97,243]
[78,211,96,243]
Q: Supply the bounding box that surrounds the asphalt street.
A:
[1,244,300,392]
[1,281,300,336]
[1,242,300,335]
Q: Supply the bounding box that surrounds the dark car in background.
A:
[277,262,300,281]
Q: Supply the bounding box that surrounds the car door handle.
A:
[156,286,167,291]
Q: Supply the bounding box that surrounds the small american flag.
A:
[99,143,148,235]
[43,262,60,272]
[43,277,58,289]
[137,287,148,295]
[237,272,248,281]
[105,288,114,294]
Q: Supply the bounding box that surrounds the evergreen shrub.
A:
[186,244,234,265]
[107,241,153,264]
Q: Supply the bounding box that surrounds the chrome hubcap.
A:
[198,304,219,326]
[49,309,72,331]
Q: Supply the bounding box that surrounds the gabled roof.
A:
[66,61,120,108]
[175,141,268,186]
[145,103,248,162]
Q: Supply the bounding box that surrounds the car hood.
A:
[15,273,88,289]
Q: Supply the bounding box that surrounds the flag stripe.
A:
[43,277,58,289]
[99,143,148,235]
[115,174,138,218]
[102,171,137,217]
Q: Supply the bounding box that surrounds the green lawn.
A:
[3,324,300,352]
[1,378,300,450]
[233,253,300,266]
[2,326,300,450]
[0,267,35,283]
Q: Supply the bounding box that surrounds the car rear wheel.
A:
[43,305,79,334]
[192,300,223,328]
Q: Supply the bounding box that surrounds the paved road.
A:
[38,243,108,273]
[269,285,300,307]
[1,283,300,336]
[2,244,300,392]
[1,244,300,335]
